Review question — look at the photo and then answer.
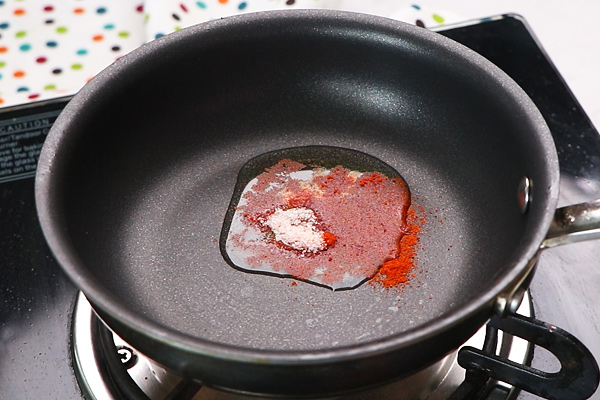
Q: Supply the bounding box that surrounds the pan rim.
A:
[35,9,560,364]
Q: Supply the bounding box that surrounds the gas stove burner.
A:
[71,292,532,400]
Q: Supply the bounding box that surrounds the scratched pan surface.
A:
[36,10,557,394]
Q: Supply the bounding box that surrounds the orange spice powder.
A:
[371,207,423,288]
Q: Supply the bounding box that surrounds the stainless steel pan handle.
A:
[496,198,600,316]
[542,199,600,249]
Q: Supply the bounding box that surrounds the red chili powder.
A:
[371,207,423,288]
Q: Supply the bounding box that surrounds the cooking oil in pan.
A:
[220,146,418,291]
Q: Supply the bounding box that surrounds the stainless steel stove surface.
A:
[1,15,599,400]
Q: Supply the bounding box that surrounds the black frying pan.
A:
[35,10,600,398]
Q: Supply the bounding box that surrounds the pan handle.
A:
[457,313,599,400]
[542,199,600,249]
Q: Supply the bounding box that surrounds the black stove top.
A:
[1,14,599,400]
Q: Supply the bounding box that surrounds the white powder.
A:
[265,207,325,253]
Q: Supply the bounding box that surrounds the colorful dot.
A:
[154,33,165,39]
[118,31,130,38]
[0,61,5,67]
[56,26,68,34]
[73,7,85,14]
[172,13,181,21]
[43,5,54,12]
[52,68,62,74]
[28,94,40,100]
[76,49,88,55]
[0,46,7,53]
[19,43,31,51]
[96,7,107,14]
[136,4,143,12]
[411,4,421,10]
[111,45,120,52]
[103,23,115,30]
[45,19,54,24]
[432,14,444,23]
[196,1,207,8]
[15,30,26,38]
[92,34,104,41]
[14,70,25,78]
[238,2,247,10]
[0,22,9,29]
[71,63,83,70]
[218,0,227,4]
[17,86,29,92]
[14,8,26,15]
[285,0,295,5]
[36,56,47,63]
[46,40,58,47]
[180,3,189,12]
[44,84,56,90]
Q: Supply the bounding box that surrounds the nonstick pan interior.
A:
[38,11,556,352]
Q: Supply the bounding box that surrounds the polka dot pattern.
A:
[142,0,331,44]
[0,0,146,106]
[0,1,459,108]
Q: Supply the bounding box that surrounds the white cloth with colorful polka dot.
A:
[1,0,599,134]
[0,0,467,108]
[0,0,146,106]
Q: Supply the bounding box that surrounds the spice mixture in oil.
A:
[225,159,421,290]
